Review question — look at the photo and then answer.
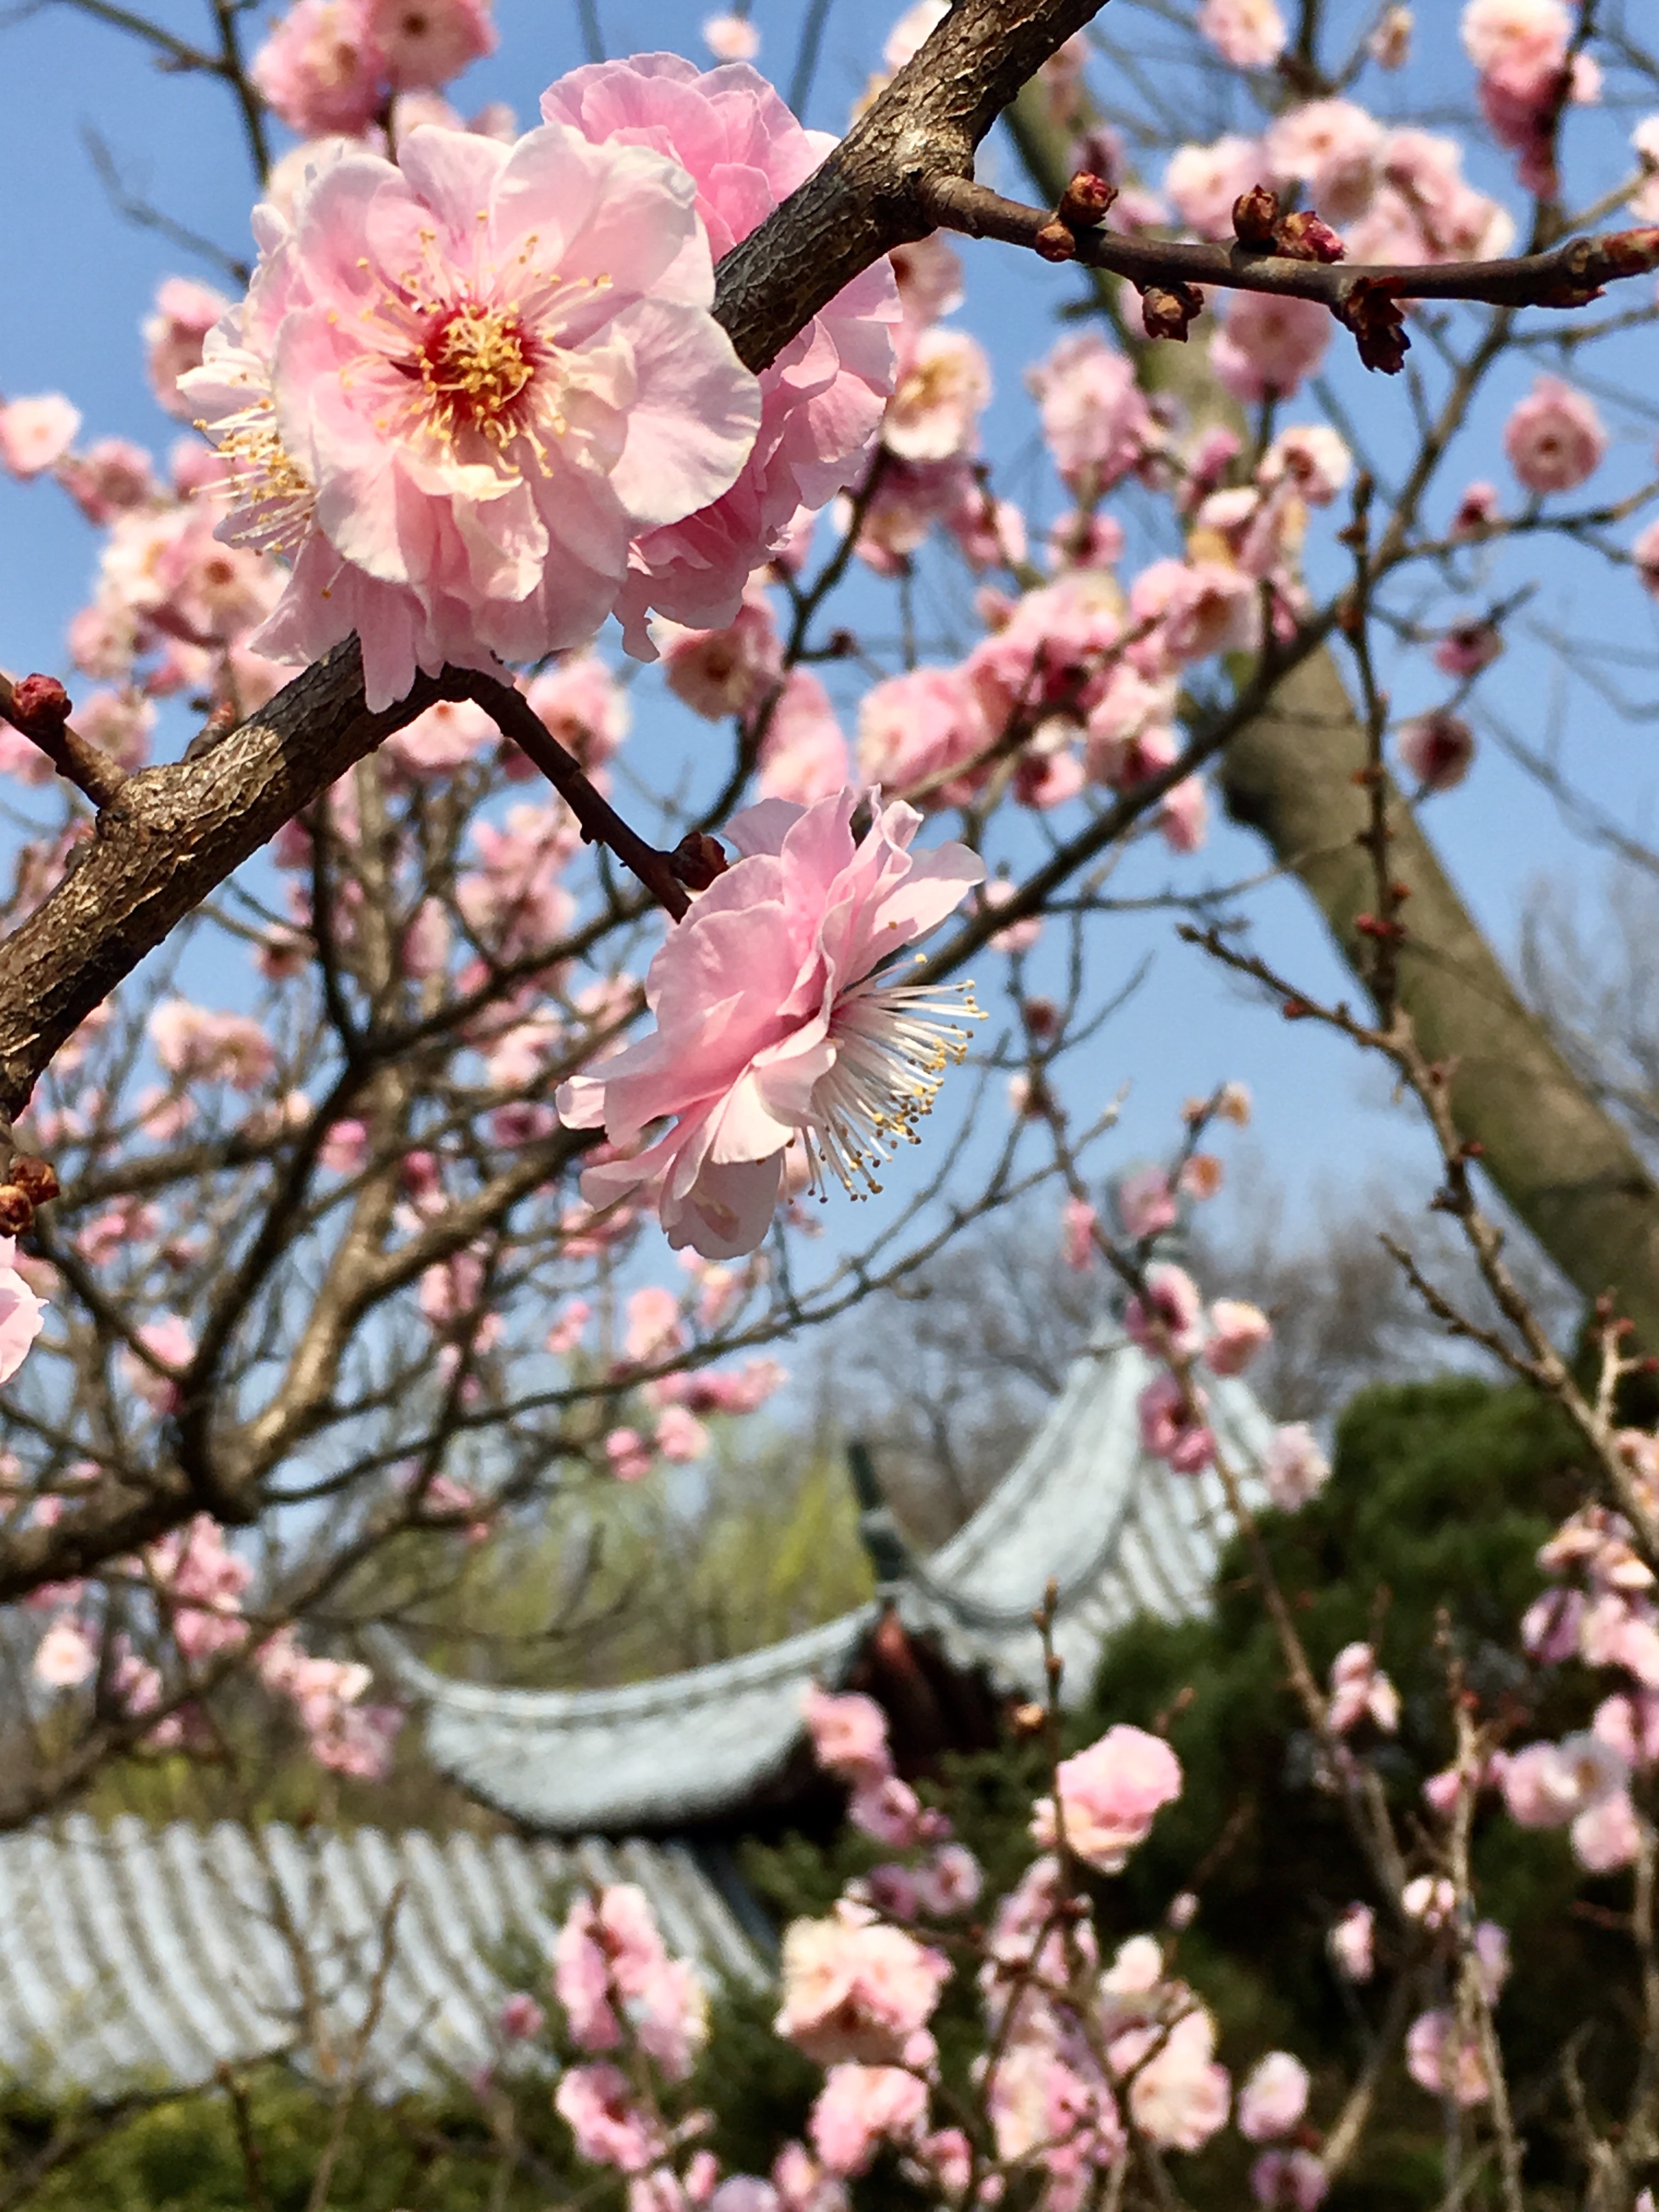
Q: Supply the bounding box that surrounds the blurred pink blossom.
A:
[775,1901,949,2067]
[1237,2051,1310,2142]
[1031,1723,1183,1871]
[809,2064,929,2179]
[0,394,81,478]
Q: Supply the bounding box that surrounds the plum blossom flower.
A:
[1327,1641,1398,1734]
[556,2062,665,2172]
[1406,2010,1488,2107]
[1198,0,1286,69]
[1263,1423,1330,1510]
[1026,331,1157,494]
[1573,1787,1643,1872]
[1259,425,1352,506]
[0,395,82,478]
[0,1238,48,1386]
[1211,292,1331,403]
[703,14,760,61]
[542,55,899,648]
[1165,136,1270,240]
[1503,376,1606,494]
[498,1991,545,2040]
[883,329,991,462]
[808,2064,929,2179]
[1137,1370,1216,1474]
[557,789,983,1259]
[1237,2052,1310,2141]
[1502,1732,1627,1826]
[1265,100,1386,225]
[1206,1297,1272,1374]
[144,278,233,419]
[804,1686,891,1784]
[856,666,990,809]
[1328,1903,1374,1981]
[1031,1723,1182,1872]
[1397,710,1475,793]
[775,1901,950,2067]
[660,587,783,721]
[1125,1264,1205,1360]
[182,119,761,710]
[34,1617,96,1688]
[1252,2149,1329,2209]
[1126,2006,1231,2150]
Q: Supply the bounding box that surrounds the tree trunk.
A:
[1005,87,1659,1344]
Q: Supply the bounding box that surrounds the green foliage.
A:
[0,2068,567,2212]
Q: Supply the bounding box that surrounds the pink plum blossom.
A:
[1573,1788,1643,1872]
[1265,100,1386,225]
[1129,558,1257,670]
[1159,776,1210,854]
[1401,1875,1456,1928]
[804,1685,892,1784]
[808,2064,928,2179]
[758,670,850,805]
[1026,331,1158,494]
[1237,2051,1310,2142]
[1118,1165,1177,1241]
[1137,1370,1217,1474]
[144,278,232,420]
[1502,1733,1627,1826]
[1030,1723,1183,1871]
[1503,377,1606,494]
[1197,0,1286,69]
[1327,1641,1399,1734]
[183,117,762,710]
[660,589,783,721]
[605,1427,653,1482]
[849,1774,924,1848]
[775,1901,950,2067]
[1251,2149,1329,2209]
[0,1238,48,1386]
[1259,425,1352,506]
[1165,135,1270,241]
[1328,1903,1374,1982]
[368,0,494,90]
[1206,1297,1272,1375]
[122,1314,195,1414]
[557,789,983,1259]
[1062,1195,1098,1271]
[856,665,990,809]
[1434,619,1503,678]
[542,55,899,647]
[702,14,760,61]
[1126,2007,1231,2151]
[498,1991,545,2040]
[1211,292,1331,404]
[1397,710,1475,793]
[883,329,991,462]
[56,437,157,524]
[1125,1263,1205,1359]
[523,654,629,774]
[556,2063,664,2172]
[1263,1423,1330,1510]
[1405,2011,1488,2108]
[33,1617,96,1688]
[0,395,82,478]
[251,2,383,132]
[384,696,494,777]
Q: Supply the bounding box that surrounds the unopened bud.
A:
[1034,218,1079,262]
[1011,1701,1047,1736]
[8,675,71,735]
[670,832,729,892]
[0,1187,35,1235]
[1274,210,1346,263]
[1232,183,1280,247]
[1141,282,1204,342]
[1057,171,1117,228]
[8,1155,58,1207]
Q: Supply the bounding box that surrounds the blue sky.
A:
[2,0,1657,1272]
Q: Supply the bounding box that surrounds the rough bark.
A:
[1006,86,1659,1342]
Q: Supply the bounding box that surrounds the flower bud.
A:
[1232,183,1281,247]
[0,1187,36,1235]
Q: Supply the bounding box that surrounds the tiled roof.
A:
[388,1334,1274,1833]
[0,1815,764,2097]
